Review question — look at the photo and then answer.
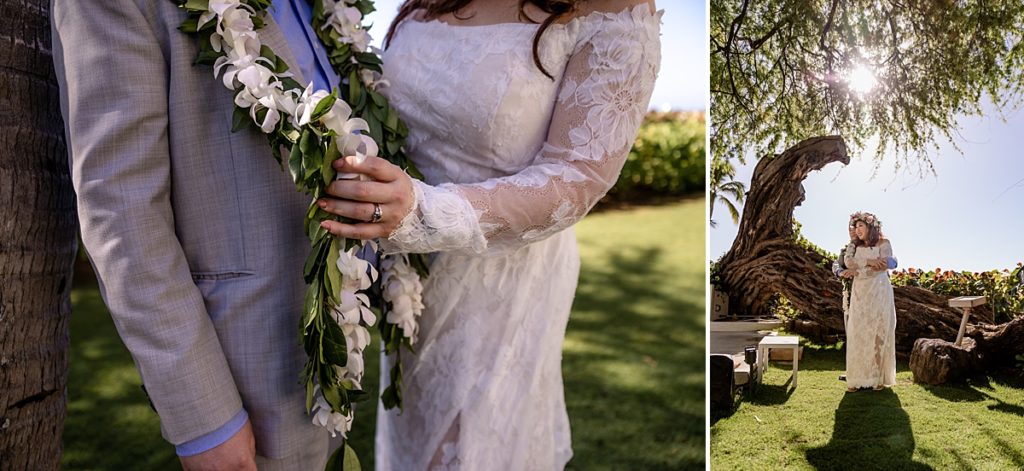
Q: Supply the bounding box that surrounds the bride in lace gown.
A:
[839,212,897,392]
[315,0,662,468]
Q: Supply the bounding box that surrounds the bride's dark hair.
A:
[849,219,884,247]
[384,0,578,79]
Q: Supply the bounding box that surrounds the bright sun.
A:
[847,64,878,95]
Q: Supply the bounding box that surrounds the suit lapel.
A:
[260,14,308,87]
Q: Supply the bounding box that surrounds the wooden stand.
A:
[949,296,986,346]
[909,296,987,385]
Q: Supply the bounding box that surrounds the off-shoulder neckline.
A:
[405,3,661,30]
[854,239,890,249]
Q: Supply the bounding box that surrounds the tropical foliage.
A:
[711,0,1024,172]
[891,265,1024,323]
[709,155,745,227]
[612,111,705,197]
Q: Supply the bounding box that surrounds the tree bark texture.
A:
[909,337,980,385]
[0,0,75,468]
[716,136,1022,368]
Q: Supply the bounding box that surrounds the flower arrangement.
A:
[848,211,882,229]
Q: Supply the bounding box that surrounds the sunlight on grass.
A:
[711,341,1024,470]
[62,199,706,470]
[566,198,706,470]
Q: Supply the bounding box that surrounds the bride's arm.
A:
[320,0,662,255]
[877,240,896,271]
[862,240,895,274]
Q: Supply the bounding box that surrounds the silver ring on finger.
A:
[370,203,383,223]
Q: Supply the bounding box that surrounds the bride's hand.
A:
[317,155,415,240]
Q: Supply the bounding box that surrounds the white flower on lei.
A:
[381,254,424,343]
[326,245,378,387]
[292,84,377,158]
[310,385,354,438]
[359,68,390,90]
[206,0,300,133]
[323,1,372,52]
[336,245,378,291]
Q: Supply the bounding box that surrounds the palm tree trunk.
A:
[0,0,76,468]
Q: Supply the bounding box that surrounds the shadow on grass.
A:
[805,389,933,470]
[922,373,1024,416]
[916,373,1024,468]
[62,280,179,470]
[564,245,705,470]
[745,379,794,406]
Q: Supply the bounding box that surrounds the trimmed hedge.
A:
[611,111,706,197]
[891,265,1024,323]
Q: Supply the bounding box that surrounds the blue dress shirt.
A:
[174,0,340,456]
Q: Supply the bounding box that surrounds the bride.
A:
[838,212,897,392]
[313,0,662,467]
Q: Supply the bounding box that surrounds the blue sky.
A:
[711,99,1024,272]
[364,0,706,110]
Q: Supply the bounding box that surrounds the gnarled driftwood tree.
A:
[716,136,1023,376]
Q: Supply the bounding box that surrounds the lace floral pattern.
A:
[378,3,663,256]
[373,4,662,470]
[845,242,898,389]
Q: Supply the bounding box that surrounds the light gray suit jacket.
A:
[52,0,333,463]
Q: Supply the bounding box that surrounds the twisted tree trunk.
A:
[0,0,76,468]
[716,136,1022,370]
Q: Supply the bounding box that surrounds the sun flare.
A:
[847,64,878,95]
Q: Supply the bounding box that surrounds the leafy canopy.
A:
[711,0,1024,173]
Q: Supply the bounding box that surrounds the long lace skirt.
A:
[845,273,897,389]
[375,230,578,470]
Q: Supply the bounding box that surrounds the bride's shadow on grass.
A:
[805,388,933,470]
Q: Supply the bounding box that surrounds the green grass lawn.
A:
[62,198,706,470]
[711,341,1024,470]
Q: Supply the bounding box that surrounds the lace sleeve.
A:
[880,240,895,263]
[380,3,662,256]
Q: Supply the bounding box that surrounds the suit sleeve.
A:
[51,0,244,446]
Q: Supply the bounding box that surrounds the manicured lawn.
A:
[59,197,708,466]
[62,198,706,470]
[565,198,706,470]
[711,340,1024,470]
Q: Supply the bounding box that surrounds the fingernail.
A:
[345,155,357,166]
[318,200,327,209]
[320,222,329,229]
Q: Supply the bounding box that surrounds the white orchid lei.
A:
[173,0,426,465]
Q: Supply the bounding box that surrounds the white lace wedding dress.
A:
[844,241,898,389]
[371,3,662,470]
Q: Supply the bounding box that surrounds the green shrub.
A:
[891,264,1024,323]
[611,111,706,196]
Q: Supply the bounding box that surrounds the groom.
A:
[52,0,349,468]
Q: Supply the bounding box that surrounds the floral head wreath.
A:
[849,211,882,229]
